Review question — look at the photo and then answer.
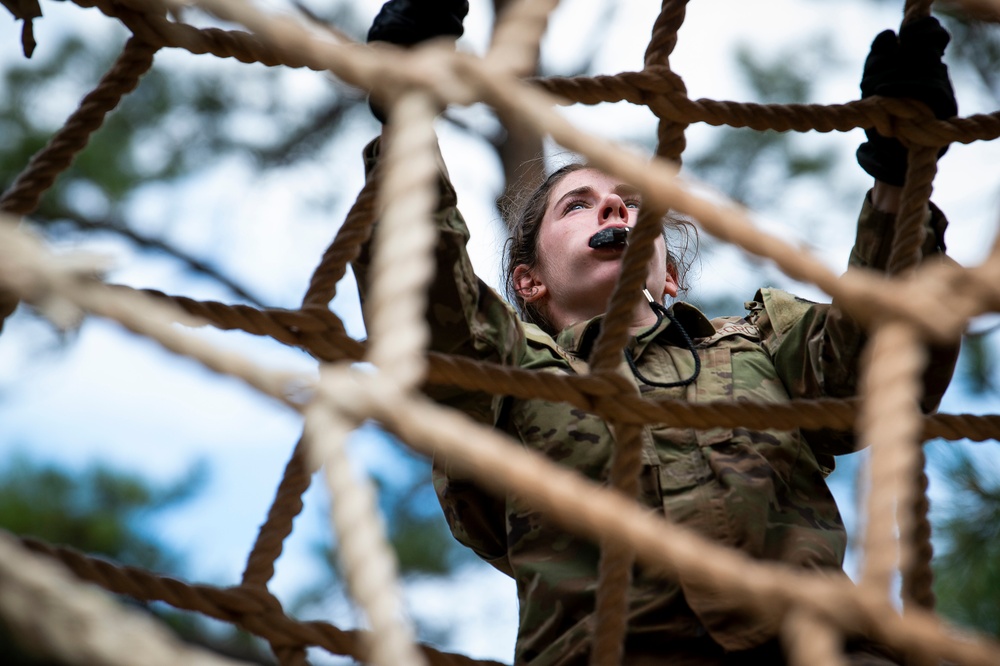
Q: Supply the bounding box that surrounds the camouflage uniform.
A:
[352,139,955,665]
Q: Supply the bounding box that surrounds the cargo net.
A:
[2,0,1000,664]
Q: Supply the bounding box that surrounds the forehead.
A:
[546,168,632,206]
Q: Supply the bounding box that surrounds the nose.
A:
[601,194,628,223]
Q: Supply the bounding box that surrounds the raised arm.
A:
[352,0,524,572]
[351,137,525,416]
[749,17,959,455]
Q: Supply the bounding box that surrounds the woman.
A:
[356,3,958,664]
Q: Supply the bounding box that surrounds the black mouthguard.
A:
[589,227,629,249]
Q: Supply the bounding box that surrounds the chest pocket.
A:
[641,325,792,483]
[640,328,757,451]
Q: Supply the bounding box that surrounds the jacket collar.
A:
[555,301,715,362]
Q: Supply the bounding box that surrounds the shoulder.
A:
[745,288,829,350]
[521,322,589,374]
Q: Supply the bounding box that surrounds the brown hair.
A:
[501,164,697,335]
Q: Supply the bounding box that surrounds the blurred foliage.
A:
[0,18,367,305]
[0,454,203,570]
[933,451,1000,637]
[941,8,1000,105]
[684,39,838,209]
[0,455,273,664]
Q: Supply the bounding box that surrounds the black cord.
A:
[625,302,701,389]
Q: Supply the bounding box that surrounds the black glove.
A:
[856,16,958,186]
[366,0,470,122]
[367,0,468,46]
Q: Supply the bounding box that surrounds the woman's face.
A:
[514,168,678,331]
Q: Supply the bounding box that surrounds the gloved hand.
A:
[367,0,468,46]
[366,0,470,122]
[856,16,958,186]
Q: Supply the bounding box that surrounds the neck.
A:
[549,292,661,334]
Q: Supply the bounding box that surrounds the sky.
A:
[1,0,999,664]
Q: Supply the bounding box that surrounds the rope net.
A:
[1,0,999,665]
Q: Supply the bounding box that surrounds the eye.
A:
[564,200,588,213]
[625,198,641,209]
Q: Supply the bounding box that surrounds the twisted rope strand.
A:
[2,227,997,443]
[301,175,380,309]
[0,532,248,666]
[588,205,667,374]
[782,610,847,666]
[0,38,158,216]
[486,0,560,78]
[305,368,427,666]
[20,537,495,665]
[903,451,937,612]
[591,424,644,666]
[0,37,158,332]
[644,1,690,161]
[241,438,314,589]
[889,145,938,275]
[858,323,927,602]
[366,93,440,390]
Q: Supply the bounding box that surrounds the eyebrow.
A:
[552,183,642,211]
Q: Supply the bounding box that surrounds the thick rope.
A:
[2,206,999,664]
[0,37,158,332]
[241,438,314,589]
[588,205,667,374]
[643,0,689,69]
[889,145,937,274]
[782,610,847,666]
[644,0,690,161]
[903,0,934,25]
[20,537,497,666]
[366,92,441,390]
[301,176,380,309]
[858,322,927,605]
[887,1,942,609]
[586,208,670,662]
[0,532,248,666]
[0,38,157,216]
[486,0,559,78]
[903,451,937,612]
[590,424,644,666]
[305,368,427,666]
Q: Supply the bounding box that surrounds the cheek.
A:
[534,222,566,281]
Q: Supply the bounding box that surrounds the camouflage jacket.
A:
[352,139,955,665]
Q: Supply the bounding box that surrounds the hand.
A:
[367,0,469,46]
[856,16,958,186]
[366,0,470,122]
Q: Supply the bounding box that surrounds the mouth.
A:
[589,227,629,250]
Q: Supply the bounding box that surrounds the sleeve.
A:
[350,137,520,573]
[748,191,958,456]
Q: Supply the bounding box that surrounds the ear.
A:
[662,263,679,299]
[513,264,546,304]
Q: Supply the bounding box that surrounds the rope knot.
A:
[874,97,938,147]
[589,371,643,421]
[640,64,688,98]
